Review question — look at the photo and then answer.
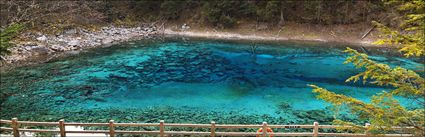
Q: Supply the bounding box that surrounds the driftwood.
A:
[361,25,376,40]
[276,27,284,37]
[159,22,165,35]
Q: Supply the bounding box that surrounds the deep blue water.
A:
[0,38,422,123]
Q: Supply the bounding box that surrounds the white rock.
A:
[91,42,101,46]
[50,45,66,52]
[67,40,80,46]
[64,29,77,35]
[36,35,47,41]
[102,38,114,44]
[56,38,65,42]
[182,24,190,30]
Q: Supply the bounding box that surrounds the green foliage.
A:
[201,0,255,28]
[133,0,187,20]
[133,0,163,20]
[344,48,424,98]
[265,1,281,20]
[160,0,184,20]
[310,1,425,135]
[373,21,424,57]
[255,0,282,22]
[2,0,387,29]
[373,0,424,57]
[0,23,24,56]
[310,85,424,135]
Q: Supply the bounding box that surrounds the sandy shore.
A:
[164,29,379,47]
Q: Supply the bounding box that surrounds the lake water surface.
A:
[0,38,422,124]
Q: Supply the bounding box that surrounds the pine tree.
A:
[309,0,424,135]
[0,23,24,57]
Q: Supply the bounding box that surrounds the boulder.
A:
[32,46,51,55]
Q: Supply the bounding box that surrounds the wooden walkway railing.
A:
[0,118,415,137]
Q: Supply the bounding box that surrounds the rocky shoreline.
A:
[1,24,385,69]
[1,25,160,67]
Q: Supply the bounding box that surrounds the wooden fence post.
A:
[210,121,216,137]
[313,122,319,137]
[109,120,115,137]
[59,119,66,137]
[11,118,20,137]
[262,122,268,137]
[159,120,164,137]
[364,123,370,135]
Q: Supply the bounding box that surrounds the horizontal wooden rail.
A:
[17,121,58,126]
[114,130,159,134]
[165,131,211,135]
[18,128,59,133]
[0,120,11,124]
[164,123,210,127]
[318,133,414,137]
[215,124,263,128]
[113,123,159,126]
[0,118,417,137]
[65,130,109,134]
[269,125,315,128]
[273,133,314,136]
[0,127,13,130]
[64,123,108,126]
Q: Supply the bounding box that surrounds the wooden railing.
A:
[0,118,415,137]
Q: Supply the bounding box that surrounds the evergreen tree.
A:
[160,0,185,20]
[310,0,424,135]
[0,23,24,57]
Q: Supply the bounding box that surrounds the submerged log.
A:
[360,46,369,54]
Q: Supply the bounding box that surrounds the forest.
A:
[1,0,389,29]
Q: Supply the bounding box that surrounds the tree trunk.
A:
[279,9,285,26]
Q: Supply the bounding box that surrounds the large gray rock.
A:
[32,46,51,55]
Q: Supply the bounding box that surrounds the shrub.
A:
[0,23,24,57]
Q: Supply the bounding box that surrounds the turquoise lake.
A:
[0,38,422,124]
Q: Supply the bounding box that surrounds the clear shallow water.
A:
[0,38,422,123]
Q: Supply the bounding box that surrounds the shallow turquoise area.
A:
[0,38,422,124]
